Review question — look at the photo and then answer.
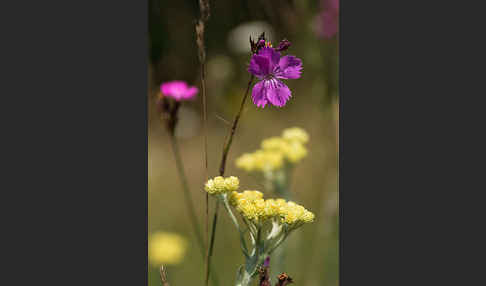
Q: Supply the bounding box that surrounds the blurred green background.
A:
[148,0,338,285]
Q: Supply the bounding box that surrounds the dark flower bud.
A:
[256,39,266,50]
[250,32,268,54]
[257,32,266,42]
[258,257,271,286]
[275,273,293,286]
[250,37,257,53]
[156,96,171,114]
[276,39,291,52]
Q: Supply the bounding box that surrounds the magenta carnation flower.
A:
[160,81,198,101]
[248,44,302,108]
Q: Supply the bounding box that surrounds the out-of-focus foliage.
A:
[149,0,338,285]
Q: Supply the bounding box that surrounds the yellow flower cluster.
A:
[235,150,284,172]
[204,176,239,195]
[149,231,187,266]
[230,190,315,227]
[235,127,309,172]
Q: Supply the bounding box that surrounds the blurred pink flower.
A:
[316,0,339,39]
[160,81,198,101]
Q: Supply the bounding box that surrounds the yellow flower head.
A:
[235,128,309,173]
[256,150,285,171]
[281,141,308,163]
[205,176,240,195]
[282,127,309,144]
[278,200,315,226]
[230,191,314,227]
[235,150,284,172]
[149,231,188,266]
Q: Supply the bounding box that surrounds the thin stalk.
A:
[200,32,210,286]
[218,75,255,176]
[267,232,289,255]
[221,195,249,257]
[206,75,254,284]
[271,241,285,280]
[221,196,241,231]
[159,266,170,286]
[168,133,205,256]
[194,0,211,283]
[168,133,219,285]
[271,168,291,277]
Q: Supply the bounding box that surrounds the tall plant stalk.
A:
[206,75,254,285]
[195,0,211,284]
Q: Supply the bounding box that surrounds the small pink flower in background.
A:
[248,41,303,108]
[316,0,339,39]
[160,81,198,101]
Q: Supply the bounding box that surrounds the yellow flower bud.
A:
[205,176,240,195]
[224,176,240,192]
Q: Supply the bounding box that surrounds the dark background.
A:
[2,0,479,285]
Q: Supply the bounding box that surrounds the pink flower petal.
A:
[182,86,198,100]
[248,55,271,78]
[257,47,281,70]
[265,79,291,107]
[251,81,269,108]
[160,81,199,101]
[276,55,302,79]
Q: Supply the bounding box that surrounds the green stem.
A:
[270,168,291,277]
[168,134,204,255]
[168,134,219,285]
[221,195,249,257]
[267,232,289,255]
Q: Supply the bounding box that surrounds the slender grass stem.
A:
[168,133,219,286]
[195,1,211,283]
[206,200,219,285]
[168,133,205,256]
[199,32,210,286]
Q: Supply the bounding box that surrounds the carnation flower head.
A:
[248,39,303,108]
[160,80,198,101]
